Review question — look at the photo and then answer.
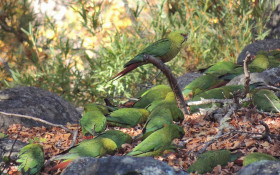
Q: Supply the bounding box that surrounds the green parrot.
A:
[133,85,172,108]
[111,31,188,80]
[142,108,173,137]
[147,92,184,122]
[220,54,270,81]
[252,89,280,113]
[95,130,132,148]
[203,61,238,77]
[17,143,44,175]
[189,85,245,113]
[187,150,241,174]
[52,130,131,170]
[54,137,117,161]
[266,50,280,67]
[106,108,149,128]
[127,124,185,157]
[182,74,224,97]
[84,103,109,115]
[80,106,107,136]
[243,152,277,166]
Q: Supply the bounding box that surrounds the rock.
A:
[227,67,280,86]
[266,3,280,39]
[0,86,81,130]
[237,160,280,175]
[61,156,189,175]
[237,39,280,65]
[0,138,27,163]
[177,72,203,90]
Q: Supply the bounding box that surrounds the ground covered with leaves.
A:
[2,107,280,175]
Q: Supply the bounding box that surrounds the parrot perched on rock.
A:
[54,138,117,162]
[17,143,44,175]
[182,74,225,98]
[187,150,241,174]
[243,152,277,166]
[80,105,107,136]
[127,124,185,157]
[52,130,131,170]
[203,61,238,77]
[111,31,188,80]
[133,85,172,108]
[147,92,184,122]
[106,108,149,128]
[252,89,280,113]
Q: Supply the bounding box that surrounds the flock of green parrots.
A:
[16,31,280,174]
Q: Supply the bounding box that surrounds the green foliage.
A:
[0,0,274,107]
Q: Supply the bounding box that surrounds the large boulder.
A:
[61,156,189,175]
[0,138,27,163]
[0,86,81,130]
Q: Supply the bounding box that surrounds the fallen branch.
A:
[0,111,73,133]
[259,120,273,144]
[243,51,254,98]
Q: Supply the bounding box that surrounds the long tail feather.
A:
[110,62,141,81]
[50,160,72,171]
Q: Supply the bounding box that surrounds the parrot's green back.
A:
[124,31,187,67]
[204,61,238,77]
[55,138,117,161]
[106,108,149,128]
[142,108,173,135]
[96,130,132,148]
[243,152,277,166]
[252,89,280,112]
[80,109,107,136]
[187,150,231,174]
[84,103,109,115]
[133,85,172,108]
[147,92,184,122]
[17,143,44,175]
[183,75,223,97]
[127,124,185,157]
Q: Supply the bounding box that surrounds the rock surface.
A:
[61,156,189,175]
[237,160,280,175]
[0,86,81,130]
[0,138,27,163]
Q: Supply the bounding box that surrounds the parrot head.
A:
[167,30,188,44]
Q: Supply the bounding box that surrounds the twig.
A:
[187,98,251,106]
[143,54,189,114]
[259,120,273,143]
[0,111,72,133]
[264,94,280,113]
[243,52,254,98]
[69,130,79,148]
[0,57,14,80]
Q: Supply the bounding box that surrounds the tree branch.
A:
[143,54,189,114]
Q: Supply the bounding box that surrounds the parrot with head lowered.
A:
[252,89,280,113]
[133,85,172,108]
[127,124,185,157]
[80,106,107,136]
[52,130,132,170]
[106,108,150,128]
[111,31,188,80]
[147,92,184,122]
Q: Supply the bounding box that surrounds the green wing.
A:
[17,143,44,175]
[124,39,171,67]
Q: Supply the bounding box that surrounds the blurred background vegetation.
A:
[0,0,277,106]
